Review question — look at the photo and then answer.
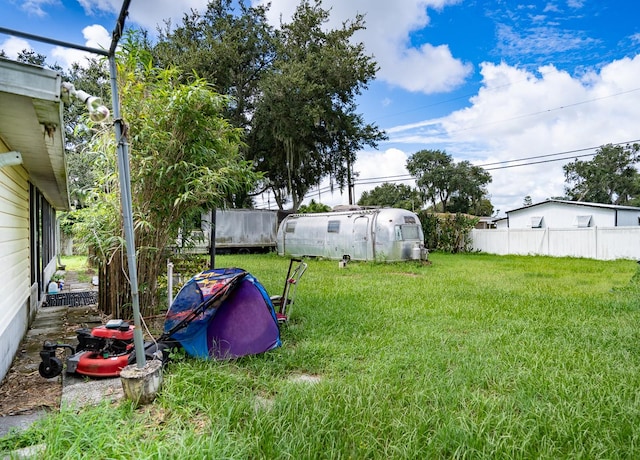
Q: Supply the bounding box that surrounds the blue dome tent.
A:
[163,268,281,360]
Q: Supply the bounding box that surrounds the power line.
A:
[253,139,640,208]
[375,67,565,124]
[478,146,597,167]
[483,152,597,171]
[477,139,640,168]
[441,88,640,136]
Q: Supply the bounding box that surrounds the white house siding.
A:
[507,202,617,228]
[471,227,640,260]
[0,160,31,383]
[616,211,640,227]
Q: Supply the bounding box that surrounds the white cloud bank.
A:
[0,36,30,59]
[386,56,640,214]
[285,54,640,214]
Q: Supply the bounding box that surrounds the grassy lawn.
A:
[3,252,640,458]
[58,255,94,283]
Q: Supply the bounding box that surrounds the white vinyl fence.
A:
[471,227,640,260]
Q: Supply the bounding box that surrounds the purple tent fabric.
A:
[164,268,281,359]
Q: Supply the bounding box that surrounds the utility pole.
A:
[347,158,354,205]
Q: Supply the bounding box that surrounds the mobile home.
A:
[277,208,428,262]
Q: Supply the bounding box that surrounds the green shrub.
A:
[417,211,478,252]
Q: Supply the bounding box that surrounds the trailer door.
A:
[352,216,369,260]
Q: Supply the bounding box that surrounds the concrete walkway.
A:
[0,274,124,440]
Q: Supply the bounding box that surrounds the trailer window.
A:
[327,220,340,233]
[395,224,420,240]
[285,221,297,233]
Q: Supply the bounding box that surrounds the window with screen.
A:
[574,215,592,228]
[530,216,543,228]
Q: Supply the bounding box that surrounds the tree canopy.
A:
[154,0,275,134]
[154,0,385,210]
[406,149,493,215]
[297,199,331,213]
[357,182,423,210]
[563,143,640,205]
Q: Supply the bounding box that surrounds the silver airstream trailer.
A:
[277,208,428,262]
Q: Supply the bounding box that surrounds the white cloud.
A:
[354,148,412,185]
[81,24,112,49]
[50,24,110,68]
[20,0,59,17]
[77,0,210,31]
[381,42,472,93]
[0,36,31,59]
[252,0,471,95]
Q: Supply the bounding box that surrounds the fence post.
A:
[167,259,174,308]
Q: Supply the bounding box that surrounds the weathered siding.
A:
[206,209,278,249]
[0,159,31,382]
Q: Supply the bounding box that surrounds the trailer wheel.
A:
[39,357,63,379]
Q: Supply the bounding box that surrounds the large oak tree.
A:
[406,149,492,215]
[154,0,385,210]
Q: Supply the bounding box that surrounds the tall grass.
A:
[3,252,639,459]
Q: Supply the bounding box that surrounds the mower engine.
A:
[39,319,135,379]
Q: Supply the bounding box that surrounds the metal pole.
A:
[107,0,145,367]
[347,158,354,205]
[209,208,216,269]
[0,26,109,56]
[109,54,145,368]
[167,259,174,307]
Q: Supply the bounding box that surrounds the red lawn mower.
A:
[39,319,135,379]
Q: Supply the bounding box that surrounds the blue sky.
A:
[2,0,640,215]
